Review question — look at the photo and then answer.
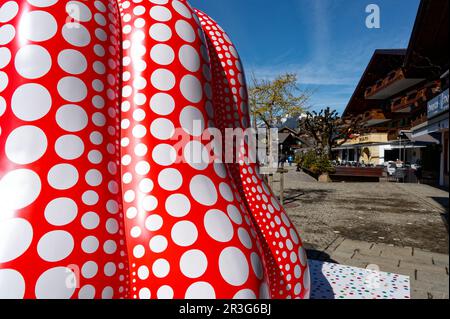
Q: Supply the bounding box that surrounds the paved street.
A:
[272,166,449,299]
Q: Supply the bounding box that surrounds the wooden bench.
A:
[330,167,384,182]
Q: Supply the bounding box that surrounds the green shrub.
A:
[297,150,335,174]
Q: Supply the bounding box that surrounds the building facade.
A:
[339,0,449,187]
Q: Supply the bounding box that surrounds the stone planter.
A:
[318,173,332,183]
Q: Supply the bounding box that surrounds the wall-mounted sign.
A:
[428,88,449,119]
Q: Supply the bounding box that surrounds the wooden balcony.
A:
[390,88,428,113]
[410,113,428,128]
[364,68,424,100]
[361,109,391,127]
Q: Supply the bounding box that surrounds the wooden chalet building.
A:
[337,0,449,187]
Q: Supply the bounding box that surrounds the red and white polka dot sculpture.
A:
[0,0,309,299]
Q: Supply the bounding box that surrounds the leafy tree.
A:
[249,73,311,128]
[298,107,363,159]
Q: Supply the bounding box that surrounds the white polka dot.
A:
[101,287,113,299]
[19,10,57,42]
[0,96,7,116]
[81,211,100,230]
[180,250,207,278]
[103,240,117,255]
[145,214,163,232]
[58,77,87,102]
[81,191,99,206]
[233,289,257,299]
[179,45,200,72]
[137,265,149,280]
[150,118,175,140]
[251,253,263,280]
[180,75,202,103]
[55,135,84,160]
[179,106,204,136]
[78,285,95,299]
[104,262,116,277]
[44,198,78,226]
[298,246,307,267]
[157,285,174,299]
[27,0,58,7]
[0,218,33,263]
[5,126,47,165]
[0,269,25,299]
[81,236,99,254]
[35,267,76,299]
[238,228,253,249]
[142,195,158,212]
[15,45,51,79]
[0,24,15,45]
[204,209,234,242]
[82,261,98,279]
[165,194,191,217]
[0,47,11,68]
[172,1,192,19]
[0,2,19,23]
[152,259,170,278]
[85,169,102,187]
[139,178,154,193]
[227,205,242,225]
[47,164,79,190]
[58,49,87,75]
[152,144,177,166]
[151,44,174,65]
[0,71,7,92]
[105,218,119,234]
[151,69,175,91]
[175,20,196,42]
[130,226,141,238]
[37,230,74,262]
[171,221,198,247]
[184,141,209,170]
[219,183,234,202]
[133,245,145,258]
[11,83,51,121]
[149,23,172,42]
[132,124,147,138]
[0,169,41,210]
[150,6,172,22]
[219,247,249,286]
[185,282,215,299]
[149,235,168,253]
[135,161,151,175]
[56,105,88,132]
[139,288,151,299]
[259,283,270,299]
[150,93,175,116]
[66,1,92,22]
[190,175,217,206]
[62,23,91,47]
[158,168,182,191]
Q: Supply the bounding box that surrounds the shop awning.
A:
[403,132,441,144]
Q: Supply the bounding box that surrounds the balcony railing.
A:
[365,68,405,99]
[390,88,427,113]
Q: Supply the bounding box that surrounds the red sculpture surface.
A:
[0,0,309,299]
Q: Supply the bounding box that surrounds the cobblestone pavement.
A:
[271,166,449,299]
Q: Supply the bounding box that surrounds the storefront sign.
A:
[428,88,449,119]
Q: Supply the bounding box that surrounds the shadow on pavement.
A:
[307,249,337,299]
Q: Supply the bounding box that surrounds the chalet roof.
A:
[343,0,449,117]
[404,0,449,78]
[342,49,406,116]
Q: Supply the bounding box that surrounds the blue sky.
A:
[190,0,420,113]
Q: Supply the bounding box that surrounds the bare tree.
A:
[298,107,363,159]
